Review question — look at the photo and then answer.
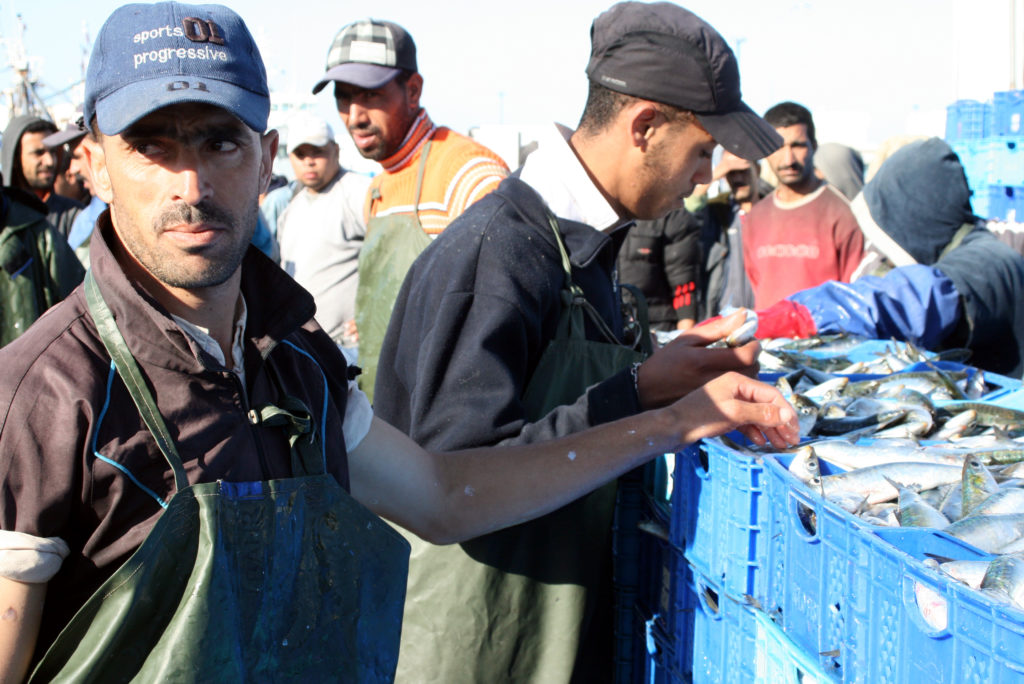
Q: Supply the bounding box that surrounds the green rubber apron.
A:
[30,272,410,683]
[354,141,433,404]
[394,207,651,684]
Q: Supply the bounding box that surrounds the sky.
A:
[0,0,1020,165]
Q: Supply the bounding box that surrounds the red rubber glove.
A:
[754,300,817,339]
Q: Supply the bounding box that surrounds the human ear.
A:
[259,129,279,194]
[82,137,113,204]
[405,73,424,111]
[629,103,659,150]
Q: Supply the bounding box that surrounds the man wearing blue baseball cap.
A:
[0,3,797,681]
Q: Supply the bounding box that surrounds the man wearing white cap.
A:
[277,113,369,345]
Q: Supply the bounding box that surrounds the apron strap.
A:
[543,210,648,350]
[251,399,323,477]
[619,283,654,356]
[412,139,432,216]
[938,222,976,260]
[84,270,189,493]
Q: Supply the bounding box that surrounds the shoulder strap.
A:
[412,139,432,214]
[84,271,189,493]
[938,222,976,261]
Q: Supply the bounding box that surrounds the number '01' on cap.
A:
[84,1,270,135]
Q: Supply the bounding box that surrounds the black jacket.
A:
[616,208,701,330]
[375,176,642,450]
[938,226,1024,377]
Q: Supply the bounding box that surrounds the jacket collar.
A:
[494,177,630,269]
[378,109,435,173]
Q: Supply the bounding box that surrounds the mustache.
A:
[153,200,234,232]
[348,122,381,136]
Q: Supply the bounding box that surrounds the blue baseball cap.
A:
[84,2,270,135]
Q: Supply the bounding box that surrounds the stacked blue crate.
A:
[945,99,991,141]
[628,335,1024,682]
[947,91,1024,220]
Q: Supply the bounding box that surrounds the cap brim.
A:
[43,127,86,148]
[697,102,783,161]
[94,77,269,135]
[312,63,401,94]
[287,136,332,154]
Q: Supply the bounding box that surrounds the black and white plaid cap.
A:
[312,19,417,94]
[587,2,781,160]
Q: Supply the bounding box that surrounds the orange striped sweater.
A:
[364,109,509,235]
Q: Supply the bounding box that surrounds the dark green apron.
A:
[354,141,433,404]
[30,272,410,683]
[394,209,651,684]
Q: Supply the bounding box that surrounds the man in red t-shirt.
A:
[742,101,863,308]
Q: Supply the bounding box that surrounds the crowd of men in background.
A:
[6,24,1022,355]
[1,5,1023,681]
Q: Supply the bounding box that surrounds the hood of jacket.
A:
[815,142,865,201]
[2,114,50,188]
[857,137,974,266]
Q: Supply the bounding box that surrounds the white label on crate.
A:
[1013,113,1021,134]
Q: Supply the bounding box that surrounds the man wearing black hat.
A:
[0,3,798,680]
[374,3,783,682]
[43,124,90,208]
[313,18,510,401]
[43,122,108,262]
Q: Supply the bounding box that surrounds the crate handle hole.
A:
[699,584,720,616]
[797,501,817,536]
[907,578,950,635]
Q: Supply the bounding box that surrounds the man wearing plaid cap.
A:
[313,18,510,402]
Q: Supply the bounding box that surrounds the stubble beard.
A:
[115,199,257,290]
[25,171,53,191]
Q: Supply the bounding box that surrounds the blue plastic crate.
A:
[989,138,1024,186]
[614,470,653,684]
[763,453,1024,682]
[946,99,992,141]
[681,568,760,682]
[992,387,1024,410]
[984,185,1024,221]
[674,440,769,600]
[753,607,834,683]
[992,90,1024,137]
[952,139,995,192]
[846,528,1024,683]
[640,613,686,684]
[661,563,833,683]
[973,187,992,219]
[647,548,693,681]
[761,454,863,678]
[636,494,672,618]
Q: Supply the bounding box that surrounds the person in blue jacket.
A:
[753,136,1024,378]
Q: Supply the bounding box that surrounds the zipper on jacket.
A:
[227,369,274,478]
